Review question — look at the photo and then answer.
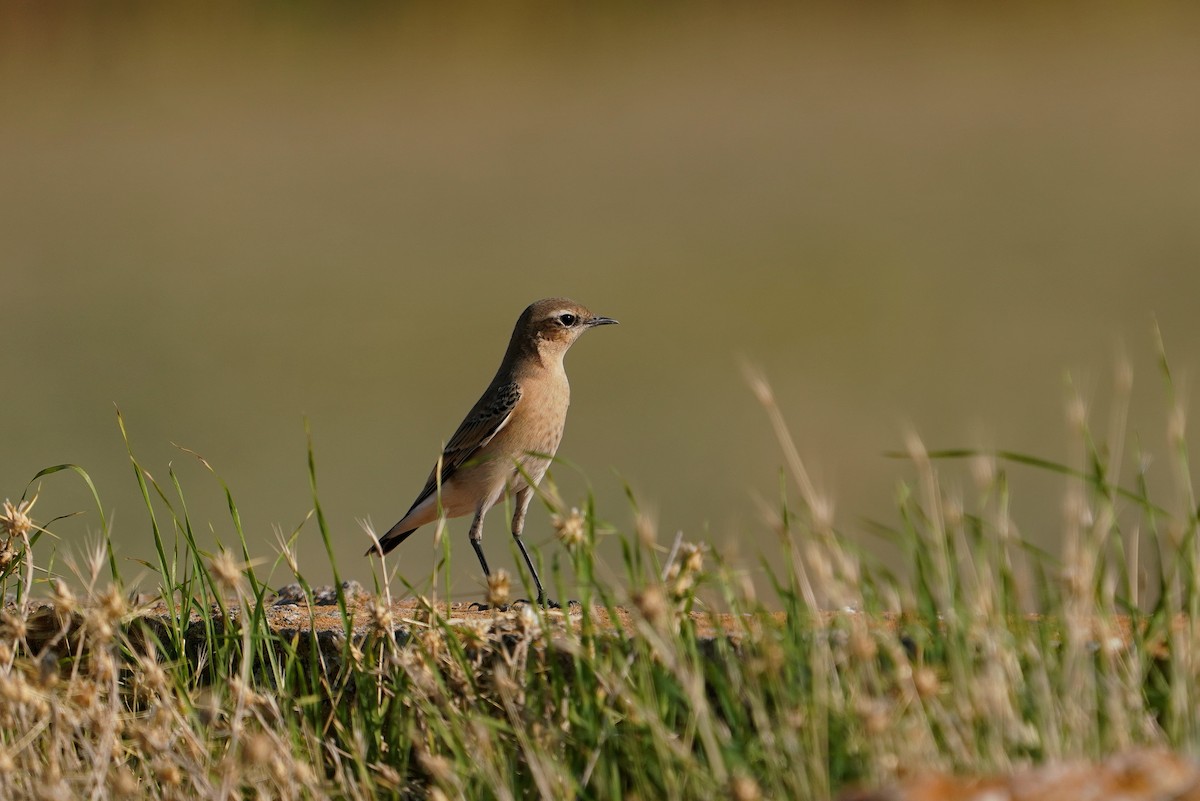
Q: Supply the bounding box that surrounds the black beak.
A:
[587,316,619,327]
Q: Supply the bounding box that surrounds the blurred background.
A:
[3,3,1199,600]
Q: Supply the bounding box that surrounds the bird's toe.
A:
[468,602,509,612]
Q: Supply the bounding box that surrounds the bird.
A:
[367,298,618,607]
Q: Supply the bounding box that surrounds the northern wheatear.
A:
[367,298,617,606]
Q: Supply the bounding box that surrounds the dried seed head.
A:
[903,431,929,465]
[29,696,50,718]
[371,598,394,633]
[209,549,242,592]
[552,507,587,548]
[110,766,139,797]
[293,761,317,787]
[70,679,99,710]
[51,580,76,616]
[680,542,705,575]
[0,496,36,540]
[1,611,27,641]
[195,689,222,727]
[855,698,890,736]
[517,602,540,631]
[633,585,668,629]
[635,512,657,549]
[913,666,940,699]
[154,761,182,787]
[0,673,22,704]
[670,570,695,600]
[454,620,487,648]
[86,609,115,644]
[730,774,762,801]
[139,660,168,697]
[970,455,997,491]
[374,763,402,789]
[417,628,443,662]
[276,531,301,574]
[99,585,128,623]
[486,569,511,609]
[1066,394,1088,433]
[242,732,275,767]
[811,496,835,531]
[92,650,116,683]
[849,630,877,662]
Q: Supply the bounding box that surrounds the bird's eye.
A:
[558,313,578,327]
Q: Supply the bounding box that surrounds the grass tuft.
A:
[1,354,1199,798]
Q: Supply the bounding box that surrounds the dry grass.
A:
[2,346,1199,799]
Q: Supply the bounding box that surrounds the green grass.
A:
[1,350,1199,800]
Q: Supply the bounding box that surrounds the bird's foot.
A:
[513,597,580,610]
[467,602,509,612]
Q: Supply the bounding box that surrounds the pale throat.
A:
[534,339,571,372]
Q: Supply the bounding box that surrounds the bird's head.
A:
[514,297,618,362]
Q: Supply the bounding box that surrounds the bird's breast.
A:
[511,383,568,453]
[495,373,569,487]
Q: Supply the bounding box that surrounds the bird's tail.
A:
[365,523,420,557]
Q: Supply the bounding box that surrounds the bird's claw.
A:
[467,602,509,612]
[511,597,578,610]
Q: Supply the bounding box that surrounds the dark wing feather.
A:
[405,381,522,514]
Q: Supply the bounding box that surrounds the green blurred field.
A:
[3,4,1200,596]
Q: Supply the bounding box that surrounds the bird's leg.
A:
[511,487,558,608]
[470,512,491,577]
[467,509,502,611]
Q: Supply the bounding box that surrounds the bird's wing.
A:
[405,381,522,514]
